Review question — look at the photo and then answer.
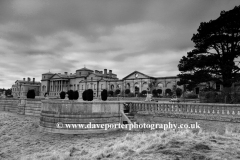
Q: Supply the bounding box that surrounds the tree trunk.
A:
[222,87,232,103]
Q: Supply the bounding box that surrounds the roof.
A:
[76,67,93,72]
[89,72,118,79]
[155,76,179,79]
[15,80,41,84]
[42,71,54,75]
[122,71,155,80]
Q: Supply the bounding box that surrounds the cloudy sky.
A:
[0,0,239,88]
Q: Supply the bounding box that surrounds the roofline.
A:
[122,71,154,80]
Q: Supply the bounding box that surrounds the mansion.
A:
[40,67,183,97]
[11,67,240,98]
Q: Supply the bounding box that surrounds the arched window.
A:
[111,85,114,90]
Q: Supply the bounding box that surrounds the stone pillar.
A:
[60,81,61,91]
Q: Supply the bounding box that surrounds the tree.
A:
[101,89,108,101]
[152,89,157,97]
[157,89,162,95]
[125,89,130,94]
[60,91,66,99]
[165,89,172,96]
[5,89,12,96]
[178,6,240,95]
[176,88,182,97]
[86,89,93,101]
[141,90,147,95]
[82,90,87,101]
[67,90,74,100]
[73,91,79,100]
[115,89,121,95]
[108,90,114,97]
[27,90,35,99]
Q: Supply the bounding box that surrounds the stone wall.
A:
[0,99,19,113]
[25,99,42,116]
[39,100,124,134]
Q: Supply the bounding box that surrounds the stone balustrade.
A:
[130,102,240,117]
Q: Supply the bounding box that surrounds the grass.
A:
[0,111,240,160]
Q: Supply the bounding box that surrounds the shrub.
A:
[141,90,147,95]
[73,91,79,100]
[67,90,74,100]
[152,89,157,97]
[108,90,114,97]
[165,88,173,97]
[157,89,162,95]
[128,93,135,97]
[115,89,121,95]
[101,89,108,101]
[60,91,66,99]
[176,88,182,97]
[27,90,35,99]
[184,92,198,99]
[87,89,93,101]
[125,89,130,94]
[82,90,87,101]
[138,93,146,97]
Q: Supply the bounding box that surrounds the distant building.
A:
[12,77,41,98]
[40,67,183,97]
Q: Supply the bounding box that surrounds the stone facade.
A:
[40,68,183,98]
[12,77,41,98]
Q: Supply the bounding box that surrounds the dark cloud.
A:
[0,0,239,88]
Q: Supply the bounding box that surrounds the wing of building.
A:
[12,77,41,98]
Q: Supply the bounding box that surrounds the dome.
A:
[76,67,93,72]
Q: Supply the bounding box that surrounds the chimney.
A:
[65,72,68,75]
[33,78,35,83]
[28,77,30,82]
[104,69,107,75]
[23,78,25,81]
[109,70,112,77]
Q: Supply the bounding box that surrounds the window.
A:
[82,85,84,90]
[91,77,93,81]
[77,84,79,90]
[94,84,96,90]
[101,84,103,89]
[216,83,221,91]
[79,72,81,75]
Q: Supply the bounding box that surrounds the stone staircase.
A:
[123,113,138,124]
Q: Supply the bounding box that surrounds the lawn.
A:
[0,112,240,160]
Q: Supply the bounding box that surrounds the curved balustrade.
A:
[130,102,240,116]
